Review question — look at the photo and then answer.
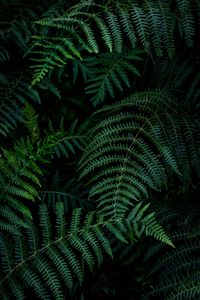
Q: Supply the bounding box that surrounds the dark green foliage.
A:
[142,206,200,299]
[0,139,43,233]
[39,119,88,158]
[0,0,200,299]
[79,89,200,217]
[0,201,172,299]
[30,0,200,84]
[0,73,41,137]
[82,49,144,106]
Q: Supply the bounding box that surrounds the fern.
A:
[22,103,40,144]
[0,73,41,137]
[0,119,89,234]
[0,138,43,233]
[79,89,200,218]
[83,49,144,106]
[0,201,172,299]
[38,119,88,158]
[1,0,200,298]
[157,0,175,59]
[143,0,162,56]
[30,0,200,83]
[143,207,200,299]
[176,0,195,47]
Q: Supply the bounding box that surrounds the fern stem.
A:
[0,215,131,285]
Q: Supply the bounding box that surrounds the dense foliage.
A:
[0,0,200,299]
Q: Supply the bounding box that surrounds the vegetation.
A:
[0,0,200,299]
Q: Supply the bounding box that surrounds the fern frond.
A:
[176,0,195,47]
[0,73,41,137]
[106,10,123,53]
[30,0,199,82]
[22,103,40,143]
[118,7,137,49]
[84,50,144,106]
[0,138,43,233]
[93,15,113,52]
[157,1,175,59]
[130,4,149,50]
[143,0,163,56]
[79,89,200,218]
[143,208,200,299]
[0,201,172,298]
[38,119,88,158]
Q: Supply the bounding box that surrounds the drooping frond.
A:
[30,0,199,83]
[79,89,200,218]
[0,201,172,299]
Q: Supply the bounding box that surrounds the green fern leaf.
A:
[85,50,144,105]
[79,89,199,218]
[0,201,173,298]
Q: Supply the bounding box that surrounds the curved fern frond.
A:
[0,201,172,298]
[79,89,200,218]
[30,0,199,83]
